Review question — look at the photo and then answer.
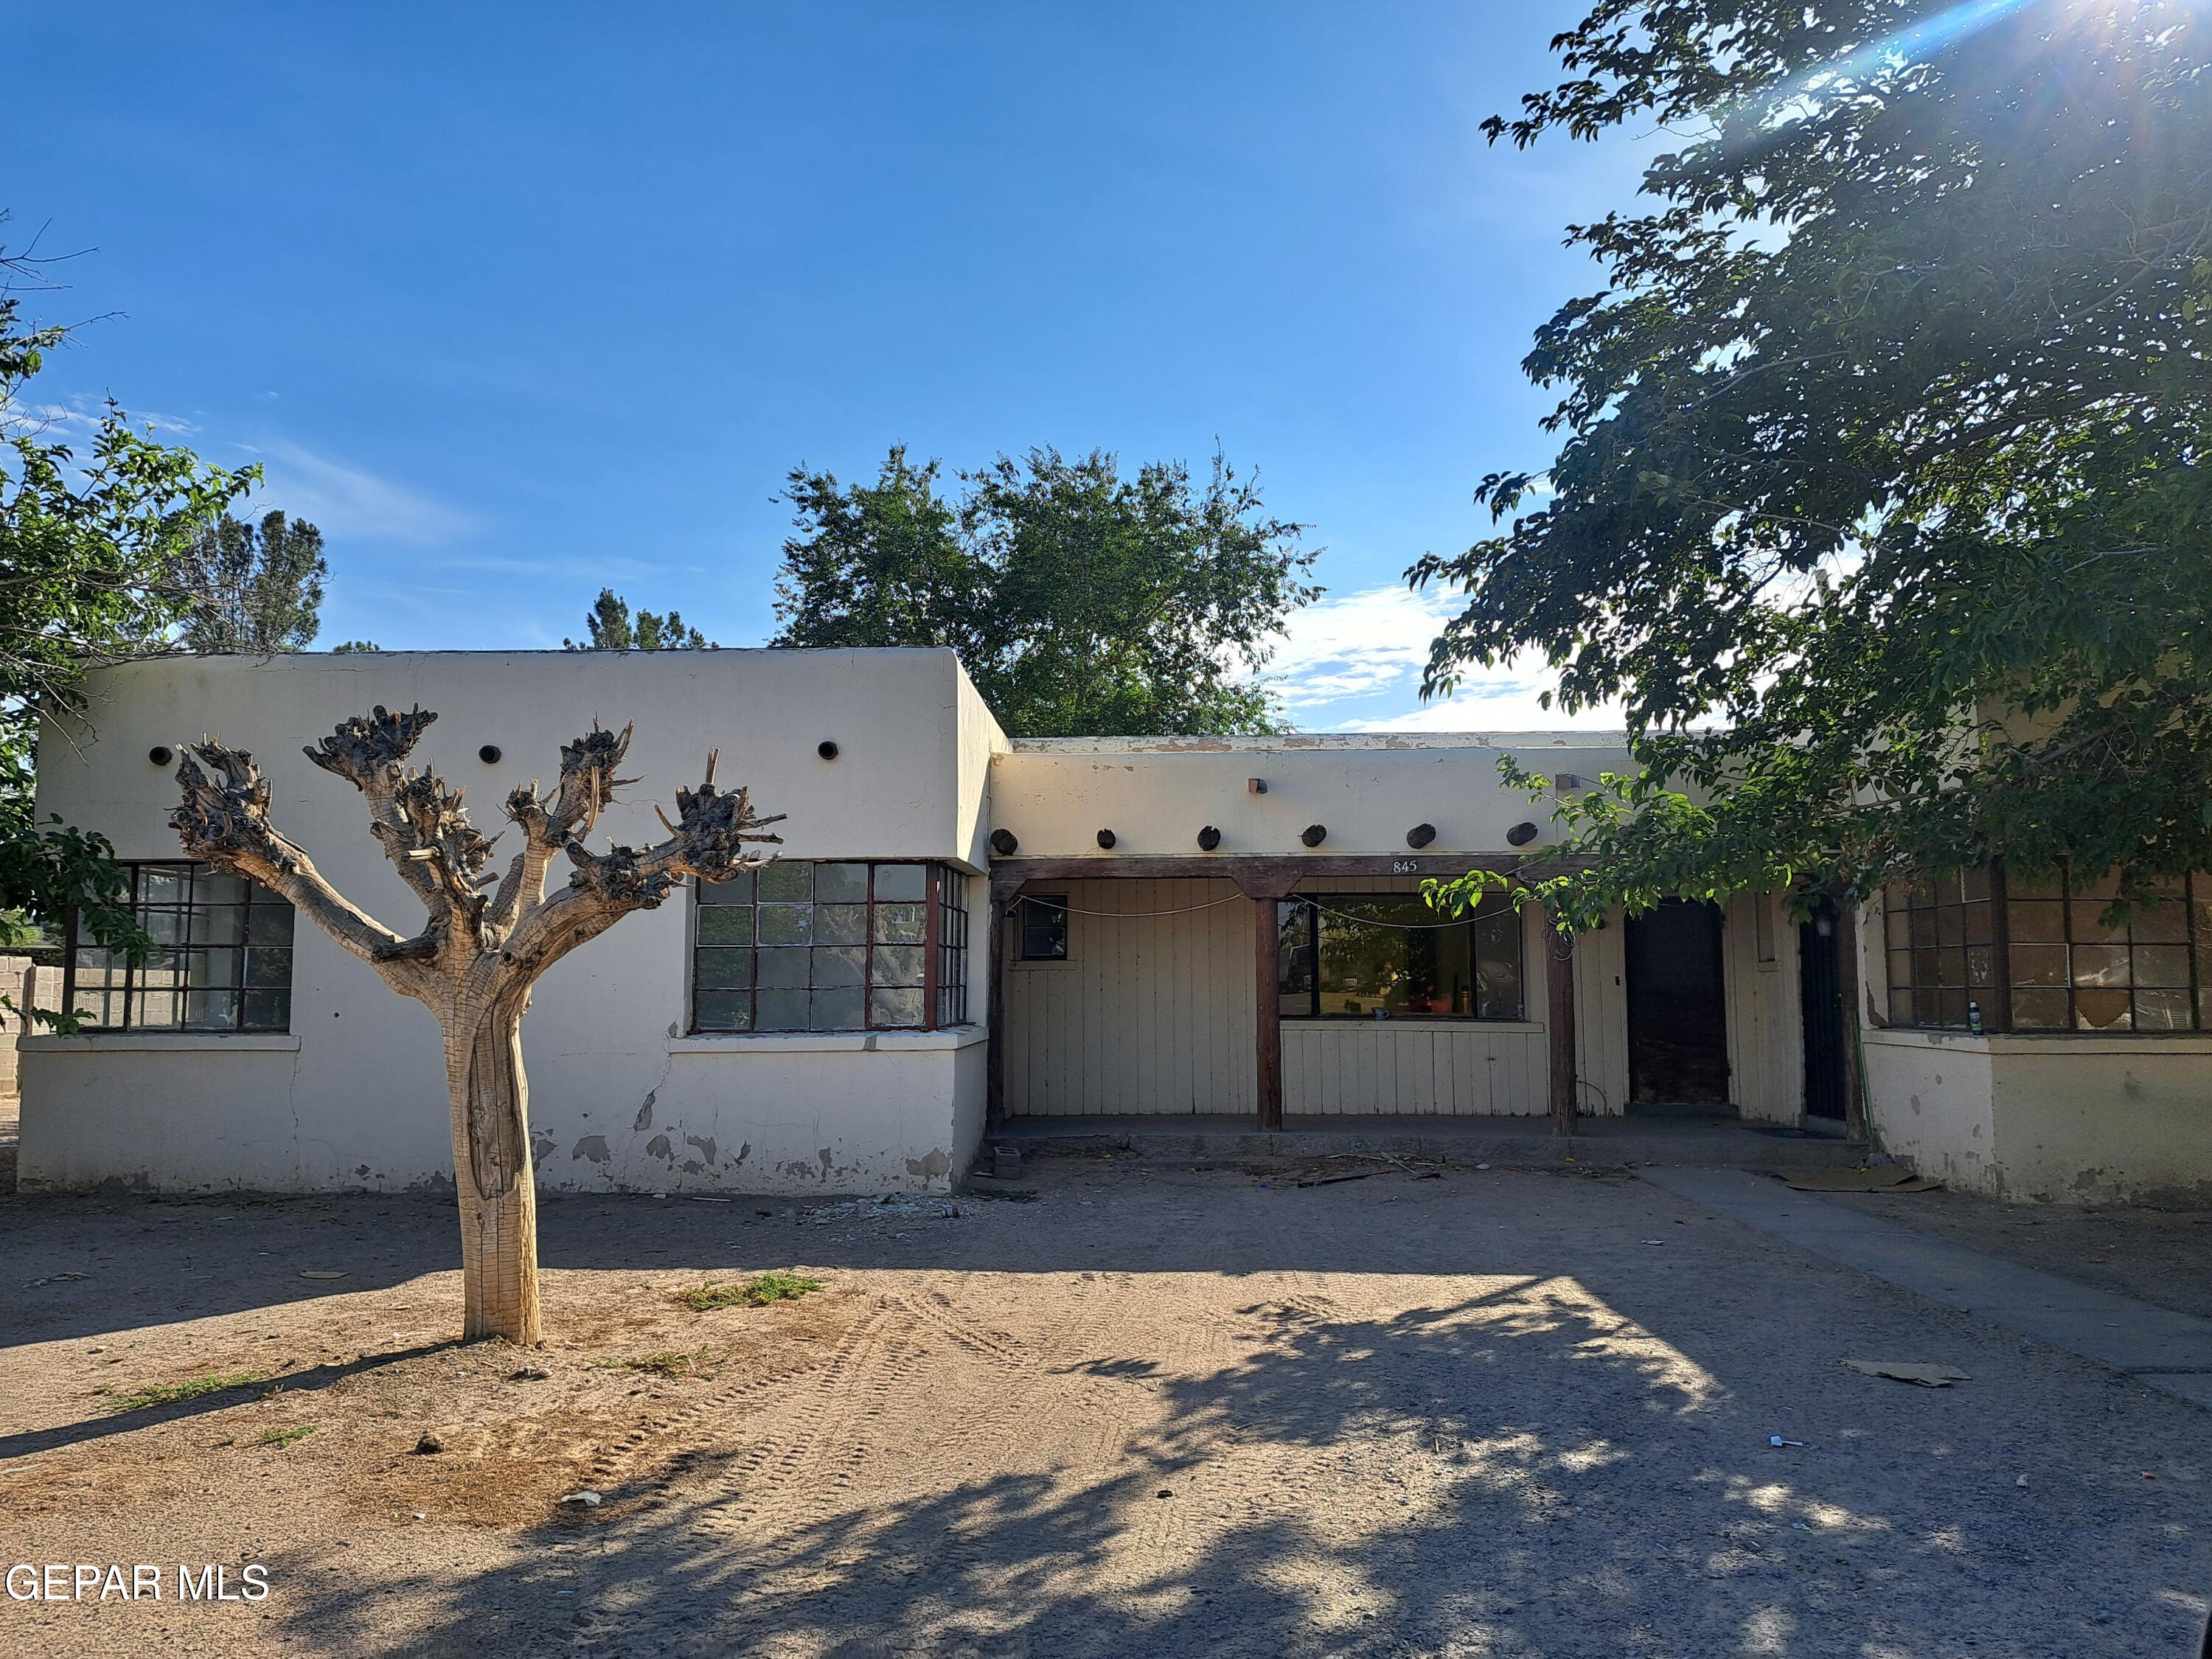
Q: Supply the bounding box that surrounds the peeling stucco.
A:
[571,1135,611,1164]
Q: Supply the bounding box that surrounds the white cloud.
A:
[238,440,477,546]
[1262,580,1624,732]
[1264,582,1461,706]
[1339,664,1624,734]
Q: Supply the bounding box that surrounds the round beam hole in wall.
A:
[1197,826,1222,851]
[1301,824,1327,847]
[818,740,839,760]
[989,828,1019,858]
[478,744,503,765]
[1406,823,1436,849]
[147,745,175,767]
[1505,821,1540,847]
[1096,829,1116,849]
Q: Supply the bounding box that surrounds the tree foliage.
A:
[773,445,1318,737]
[0,234,254,961]
[174,509,326,653]
[1413,0,2212,928]
[564,587,712,651]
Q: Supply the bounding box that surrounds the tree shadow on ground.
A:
[254,1270,2195,1658]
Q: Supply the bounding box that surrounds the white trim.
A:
[1863,1027,2212,1057]
[22,1032,302,1054]
[667,1025,989,1055]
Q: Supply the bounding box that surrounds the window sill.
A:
[1865,1027,2212,1055]
[668,1026,989,1055]
[21,1032,302,1054]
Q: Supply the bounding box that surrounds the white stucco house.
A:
[18,649,2212,1203]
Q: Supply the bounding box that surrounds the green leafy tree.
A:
[174,509,326,653]
[0,234,254,988]
[773,445,1317,737]
[331,639,380,653]
[1414,0,2212,928]
[564,587,712,651]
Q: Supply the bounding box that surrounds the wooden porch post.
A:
[1547,915,1579,1136]
[1254,892,1284,1132]
[1833,888,1868,1143]
[986,869,1018,1125]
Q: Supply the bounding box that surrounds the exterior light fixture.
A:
[478,744,503,765]
[1197,826,1222,851]
[1096,829,1116,849]
[148,745,175,767]
[1505,821,1540,847]
[1554,772,1582,791]
[1301,824,1326,847]
[1247,778,1267,794]
[1405,823,1436,849]
[818,740,840,760]
[989,828,1019,857]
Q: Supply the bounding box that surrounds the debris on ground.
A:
[1842,1358,1970,1388]
[1770,1436,1806,1447]
[557,1490,602,1507]
[801,1196,961,1225]
[1774,1166,1942,1194]
[413,1433,445,1454]
[299,1269,350,1281]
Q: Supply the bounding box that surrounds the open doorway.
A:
[1624,900,1732,1106]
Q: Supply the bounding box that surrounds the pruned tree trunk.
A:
[447,1003,540,1343]
[170,706,781,1343]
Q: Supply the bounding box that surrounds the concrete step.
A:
[984,1113,1877,1172]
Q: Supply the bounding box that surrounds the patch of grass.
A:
[590,1347,726,1380]
[675,1271,823,1312]
[107,1370,267,1414]
[255,1424,317,1450]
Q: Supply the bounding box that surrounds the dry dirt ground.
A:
[2,1155,2208,1658]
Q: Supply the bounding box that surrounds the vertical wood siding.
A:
[1723,891,1805,1122]
[1004,879,1254,1117]
[1002,874,1635,1119]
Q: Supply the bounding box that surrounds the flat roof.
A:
[1007,732,1629,753]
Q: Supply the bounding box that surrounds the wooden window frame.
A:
[1017,894,1069,962]
[1276,892,1526,1023]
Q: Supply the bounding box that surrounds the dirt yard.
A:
[3,1155,2208,1658]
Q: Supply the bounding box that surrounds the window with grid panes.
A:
[692,861,969,1033]
[63,862,296,1032]
[1884,868,2209,1032]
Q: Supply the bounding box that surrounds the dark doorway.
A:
[1798,897,1849,1121]
[1624,900,1731,1105]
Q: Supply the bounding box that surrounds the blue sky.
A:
[15,2,1650,731]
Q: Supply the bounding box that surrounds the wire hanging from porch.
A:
[1009,894,1245,919]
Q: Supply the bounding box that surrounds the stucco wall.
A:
[21,650,998,1197]
[1863,1030,2212,1203]
[988,733,1633,860]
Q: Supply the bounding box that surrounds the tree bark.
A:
[444,1006,542,1345]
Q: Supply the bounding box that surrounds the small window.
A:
[64,861,296,1033]
[1019,895,1068,961]
[691,860,968,1034]
[1276,891,1523,1020]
